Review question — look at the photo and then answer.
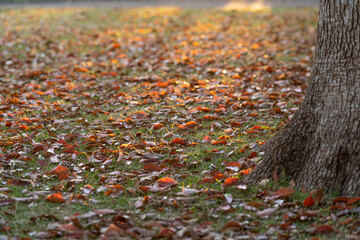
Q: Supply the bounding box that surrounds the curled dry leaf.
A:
[240,168,252,175]
[273,187,295,198]
[224,177,238,186]
[256,208,277,218]
[169,138,188,146]
[46,193,65,203]
[143,163,162,172]
[105,184,125,197]
[157,177,178,187]
[347,197,360,205]
[202,135,212,143]
[312,225,335,235]
[46,165,69,180]
[153,123,164,130]
[177,187,200,196]
[185,121,199,128]
[225,162,242,172]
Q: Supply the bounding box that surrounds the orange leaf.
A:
[274,187,295,198]
[125,118,135,124]
[105,184,125,196]
[153,123,164,130]
[46,193,65,203]
[74,67,89,73]
[19,125,29,130]
[185,121,199,128]
[224,177,238,186]
[157,177,178,187]
[250,125,261,131]
[240,168,252,175]
[46,165,69,180]
[202,135,212,143]
[303,195,315,207]
[169,138,188,146]
[177,124,186,130]
[217,135,230,140]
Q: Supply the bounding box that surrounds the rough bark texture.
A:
[246,0,360,196]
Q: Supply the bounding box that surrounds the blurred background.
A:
[0,0,320,8]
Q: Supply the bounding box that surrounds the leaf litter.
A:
[0,6,359,239]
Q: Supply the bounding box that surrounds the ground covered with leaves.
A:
[0,6,360,239]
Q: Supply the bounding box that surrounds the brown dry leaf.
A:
[312,225,335,235]
[143,163,162,172]
[273,187,295,198]
[169,138,189,146]
[256,208,277,218]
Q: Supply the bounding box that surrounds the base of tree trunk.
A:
[245,103,360,197]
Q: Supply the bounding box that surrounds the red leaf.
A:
[169,138,188,146]
[153,123,164,130]
[249,152,258,158]
[157,177,178,187]
[332,197,349,203]
[303,195,315,207]
[312,225,335,235]
[347,197,360,205]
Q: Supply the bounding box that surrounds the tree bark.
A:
[246,0,360,196]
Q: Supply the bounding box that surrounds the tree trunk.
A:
[246,0,360,196]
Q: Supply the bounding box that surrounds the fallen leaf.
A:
[46,165,69,180]
[224,177,238,186]
[143,163,162,172]
[202,135,212,143]
[273,187,295,198]
[169,138,188,146]
[157,177,178,187]
[312,225,335,235]
[303,195,315,207]
[347,197,360,205]
[46,193,65,203]
[225,162,242,172]
[185,121,199,128]
[256,208,277,218]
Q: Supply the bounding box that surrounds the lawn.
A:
[0,6,359,239]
